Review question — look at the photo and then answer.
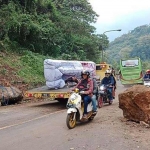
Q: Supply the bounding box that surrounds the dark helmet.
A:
[81,70,90,77]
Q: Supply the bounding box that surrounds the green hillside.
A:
[0,49,47,90]
[106,25,150,70]
[0,0,109,89]
[1,1,150,89]
[0,0,109,63]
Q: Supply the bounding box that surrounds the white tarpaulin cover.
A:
[80,61,96,77]
[44,59,96,89]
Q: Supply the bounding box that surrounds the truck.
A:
[24,85,72,103]
[119,58,143,85]
[96,62,111,80]
[24,59,96,103]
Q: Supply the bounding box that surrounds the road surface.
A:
[0,81,150,150]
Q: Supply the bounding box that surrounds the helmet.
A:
[105,69,111,74]
[146,70,150,74]
[81,70,90,77]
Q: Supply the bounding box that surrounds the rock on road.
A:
[0,81,150,150]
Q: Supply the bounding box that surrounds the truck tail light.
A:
[58,94,64,98]
[28,93,33,97]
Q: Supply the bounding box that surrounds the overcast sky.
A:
[89,0,150,41]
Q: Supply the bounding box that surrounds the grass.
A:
[0,46,47,88]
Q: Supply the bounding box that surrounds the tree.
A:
[0,0,109,62]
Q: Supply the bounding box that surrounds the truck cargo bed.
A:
[28,86,71,93]
[24,86,72,99]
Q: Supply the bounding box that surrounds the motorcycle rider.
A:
[109,69,116,99]
[143,70,150,80]
[91,76,98,114]
[72,70,93,119]
[101,69,114,103]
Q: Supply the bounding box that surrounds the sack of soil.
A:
[0,86,23,106]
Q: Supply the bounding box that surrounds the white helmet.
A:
[105,69,111,74]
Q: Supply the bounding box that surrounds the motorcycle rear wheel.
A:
[66,113,76,129]
[98,96,103,108]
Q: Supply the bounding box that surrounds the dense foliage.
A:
[106,25,150,71]
[0,0,109,63]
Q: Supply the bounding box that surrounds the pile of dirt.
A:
[118,85,150,125]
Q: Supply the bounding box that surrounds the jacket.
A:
[101,76,114,86]
[143,74,150,79]
[73,78,93,95]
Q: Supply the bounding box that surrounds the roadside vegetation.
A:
[0,48,46,88]
[0,0,109,61]
[0,0,109,89]
[1,1,150,89]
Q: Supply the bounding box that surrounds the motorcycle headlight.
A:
[70,99,77,105]
[100,86,105,90]
[69,94,76,101]
[69,94,78,104]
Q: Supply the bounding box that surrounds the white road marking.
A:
[0,110,65,130]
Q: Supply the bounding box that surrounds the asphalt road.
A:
[0,81,150,150]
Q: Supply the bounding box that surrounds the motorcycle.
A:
[144,79,150,87]
[66,88,96,129]
[97,84,114,108]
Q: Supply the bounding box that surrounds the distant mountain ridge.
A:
[106,24,150,64]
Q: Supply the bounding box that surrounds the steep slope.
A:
[106,25,150,66]
[0,49,46,91]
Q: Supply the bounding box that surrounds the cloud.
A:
[89,0,150,41]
